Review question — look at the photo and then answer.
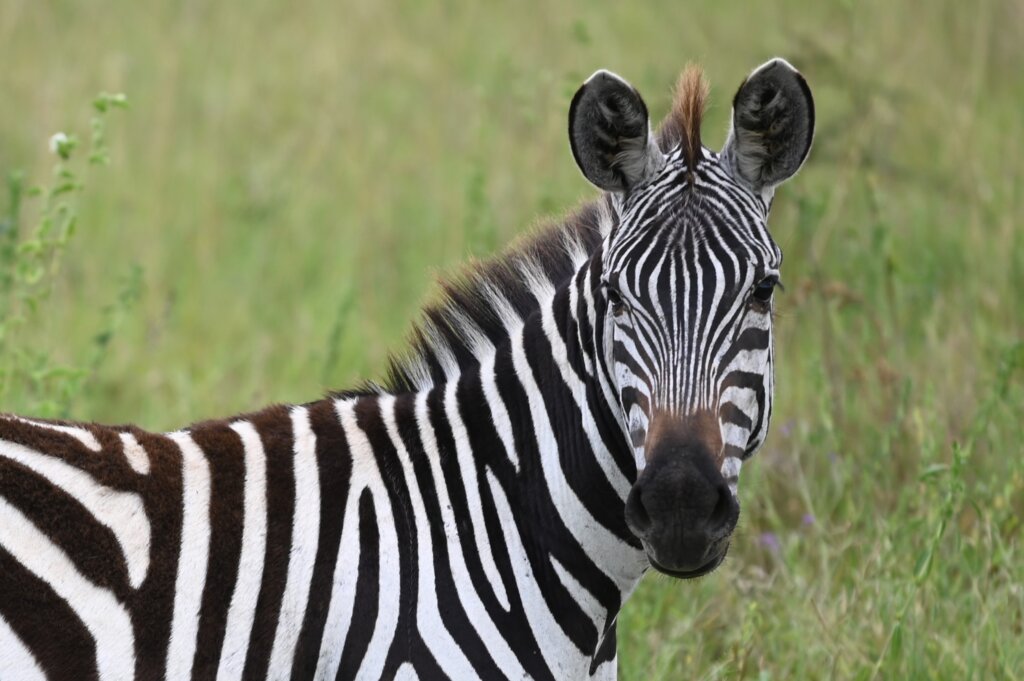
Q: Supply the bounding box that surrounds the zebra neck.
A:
[432,259,647,661]
[326,239,648,667]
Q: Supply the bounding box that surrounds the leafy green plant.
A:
[0,92,137,417]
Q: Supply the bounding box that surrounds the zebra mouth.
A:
[647,547,728,580]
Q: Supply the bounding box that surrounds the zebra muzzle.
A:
[624,446,739,576]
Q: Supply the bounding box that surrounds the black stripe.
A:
[336,488,379,678]
[719,402,753,430]
[131,432,186,680]
[190,423,245,678]
[242,406,297,680]
[0,457,130,597]
[291,400,353,678]
[358,398,419,677]
[0,548,99,681]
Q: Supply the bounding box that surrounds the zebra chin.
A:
[624,445,740,579]
[645,539,730,580]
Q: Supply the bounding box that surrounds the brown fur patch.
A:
[657,64,710,181]
[645,408,724,466]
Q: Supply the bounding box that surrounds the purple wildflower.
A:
[802,513,815,526]
[758,532,781,553]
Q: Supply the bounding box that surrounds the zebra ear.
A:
[569,70,665,193]
[721,58,814,194]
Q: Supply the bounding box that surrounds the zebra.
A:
[0,58,813,680]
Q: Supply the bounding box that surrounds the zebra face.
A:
[570,60,814,577]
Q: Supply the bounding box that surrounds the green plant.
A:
[0,92,136,417]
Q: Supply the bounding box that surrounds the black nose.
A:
[625,450,738,573]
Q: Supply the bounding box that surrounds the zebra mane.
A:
[374,198,613,394]
[657,64,709,180]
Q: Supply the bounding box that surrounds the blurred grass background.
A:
[2,0,1022,678]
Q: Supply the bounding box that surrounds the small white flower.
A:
[49,132,69,155]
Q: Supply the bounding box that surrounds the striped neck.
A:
[356,234,648,670]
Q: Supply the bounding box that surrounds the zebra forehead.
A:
[607,201,779,278]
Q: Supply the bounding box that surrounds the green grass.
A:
[2,0,1022,678]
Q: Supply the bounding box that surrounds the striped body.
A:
[0,338,641,681]
[0,60,815,680]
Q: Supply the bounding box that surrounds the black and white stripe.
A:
[0,58,814,679]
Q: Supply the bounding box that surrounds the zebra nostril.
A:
[707,483,736,533]
[625,486,652,538]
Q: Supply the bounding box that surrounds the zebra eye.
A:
[604,284,628,316]
[752,275,779,303]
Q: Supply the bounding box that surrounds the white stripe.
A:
[118,432,150,475]
[0,613,47,681]
[443,379,511,611]
[166,431,212,680]
[313,469,361,679]
[567,272,593,379]
[744,307,773,330]
[722,422,752,449]
[667,253,681,406]
[479,353,520,471]
[645,251,670,405]
[381,396,477,680]
[216,421,269,680]
[394,662,419,681]
[686,245,702,408]
[720,386,757,412]
[267,407,321,679]
[722,348,769,374]
[721,456,743,495]
[10,416,101,451]
[315,400,402,681]
[0,438,150,589]
[694,246,725,408]
[345,403,401,681]
[0,497,135,681]
[446,310,520,472]
[486,470,587,678]
[414,391,528,679]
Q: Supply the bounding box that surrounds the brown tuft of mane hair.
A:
[657,64,709,181]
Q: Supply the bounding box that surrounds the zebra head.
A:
[569,60,814,578]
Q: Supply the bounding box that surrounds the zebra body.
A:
[0,59,814,680]
[0,385,633,680]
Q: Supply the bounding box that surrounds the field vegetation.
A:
[2,0,1021,677]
